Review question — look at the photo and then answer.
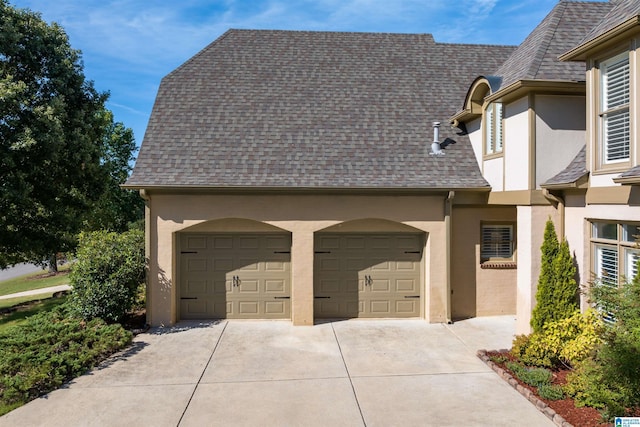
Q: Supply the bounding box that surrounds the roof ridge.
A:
[531,1,577,79]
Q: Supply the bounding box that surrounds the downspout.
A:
[139,189,152,326]
[543,189,565,239]
[445,190,455,324]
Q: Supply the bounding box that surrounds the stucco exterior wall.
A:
[504,97,531,191]
[466,117,483,168]
[144,193,450,326]
[451,206,517,320]
[535,95,586,188]
[515,204,560,334]
[482,157,504,191]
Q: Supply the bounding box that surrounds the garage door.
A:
[179,233,291,319]
[314,233,422,318]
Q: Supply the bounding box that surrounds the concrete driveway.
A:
[0,317,553,427]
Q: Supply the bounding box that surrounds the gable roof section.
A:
[541,146,588,189]
[126,30,515,190]
[491,1,612,92]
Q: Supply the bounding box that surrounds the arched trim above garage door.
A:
[180,217,288,233]
[319,218,424,233]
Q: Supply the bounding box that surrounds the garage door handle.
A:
[314,251,331,254]
[404,251,421,254]
[273,251,290,254]
[181,251,198,254]
[404,296,420,299]
[181,297,198,300]
[314,296,330,299]
[274,296,290,299]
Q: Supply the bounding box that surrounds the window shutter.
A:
[625,249,639,282]
[595,245,618,286]
[602,55,630,163]
[481,225,513,259]
[485,105,494,153]
[495,103,503,152]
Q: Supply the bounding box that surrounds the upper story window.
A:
[600,52,630,165]
[485,102,503,155]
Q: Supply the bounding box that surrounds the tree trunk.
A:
[48,254,58,273]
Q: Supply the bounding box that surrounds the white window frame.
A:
[481,223,514,261]
[591,221,640,286]
[484,102,503,156]
[599,52,630,166]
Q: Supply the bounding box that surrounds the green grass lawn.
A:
[0,265,70,297]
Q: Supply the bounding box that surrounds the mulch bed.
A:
[479,350,608,427]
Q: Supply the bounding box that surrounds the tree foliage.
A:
[0,1,142,269]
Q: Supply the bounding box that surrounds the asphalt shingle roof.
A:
[542,146,588,187]
[127,30,515,190]
[492,1,613,91]
[617,165,640,179]
[578,0,640,46]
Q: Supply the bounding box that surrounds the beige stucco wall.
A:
[504,97,530,192]
[451,206,517,320]
[145,193,450,326]
[535,95,586,188]
[466,117,483,168]
[515,204,560,334]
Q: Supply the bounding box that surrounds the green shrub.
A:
[538,384,564,401]
[531,219,559,333]
[564,359,627,419]
[512,310,602,368]
[0,304,132,415]
[505,360,525,377]
[581,268,640,418]
[69,229,144,322]
[518,367,552,388]
[531,220,579,333]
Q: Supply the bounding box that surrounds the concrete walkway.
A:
[0,284,71,301]
[0,317,553,427]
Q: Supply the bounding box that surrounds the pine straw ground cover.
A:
[479,350,640,427]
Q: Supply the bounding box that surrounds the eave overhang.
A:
[540,173,589,191]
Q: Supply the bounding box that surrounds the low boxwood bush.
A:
[538,384,564,401]
[0,304,132,415]
[69,229,144,323]
[518,367,552,388]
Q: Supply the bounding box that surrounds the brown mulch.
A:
[485,351,608,427]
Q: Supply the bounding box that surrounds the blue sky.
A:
[9,0,600,151]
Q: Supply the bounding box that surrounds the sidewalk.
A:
[0,284,71,301]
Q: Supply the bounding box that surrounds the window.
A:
[600,53,630,165]
[485,102,503,155]
[591,221,640,285]
[481,224,514,260]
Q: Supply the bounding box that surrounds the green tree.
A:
[531,218,560,332]
[84,111,144,233]
[0,2,141,270]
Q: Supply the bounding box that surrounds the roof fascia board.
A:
[560,16,640,62]
[485,80,586,104]
[121,184,493,195]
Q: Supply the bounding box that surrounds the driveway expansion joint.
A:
[177,321,229,427]
[331,322,368,427]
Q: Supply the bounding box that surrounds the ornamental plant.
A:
[531,219,579,332]
[531,219,559,332]
[69,229,145,323]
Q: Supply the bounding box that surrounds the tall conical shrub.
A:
[531,218,559,333]
[551,239,579,321]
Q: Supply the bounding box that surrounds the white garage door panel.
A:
[314,233,423,319]
[180,233,291,320]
